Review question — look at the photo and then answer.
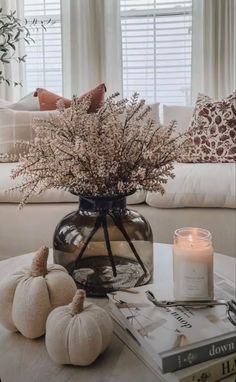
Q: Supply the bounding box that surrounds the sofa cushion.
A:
[149,103,160,123]
[8,92,40,111]
[34,83,106,112]
[0,163,146,204]
[0,93,40,111]
[0,109,56,162]
[163,105,194,134]
[146,163,235,208]
[184,92,236,163]
[0,99,12,108]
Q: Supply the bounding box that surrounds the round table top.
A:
[0,243,235,382]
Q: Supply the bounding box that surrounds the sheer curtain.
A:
[61,0,123,98]
[191,0,236,102]
[0,0,25,101]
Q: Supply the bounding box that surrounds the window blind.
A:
[24,0,63,95]
[120,0,192,105]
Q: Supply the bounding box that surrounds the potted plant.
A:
[11,93,192,296]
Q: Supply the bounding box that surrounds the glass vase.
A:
[53,195,153,296]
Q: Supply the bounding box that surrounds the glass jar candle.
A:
[173,227,214,300]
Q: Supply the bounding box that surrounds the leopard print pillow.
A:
[184,92,236,163]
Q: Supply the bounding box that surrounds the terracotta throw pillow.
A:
[184,92,236,163]
[34,83,106,112]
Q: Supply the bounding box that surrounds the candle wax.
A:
[173,240,214,300]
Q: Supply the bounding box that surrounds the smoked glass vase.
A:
[53,195,153,296]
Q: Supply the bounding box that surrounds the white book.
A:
[112,316,236,382]
[107,270,236,377]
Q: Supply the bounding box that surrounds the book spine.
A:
[162,335,236,373]
[180,353,236,382]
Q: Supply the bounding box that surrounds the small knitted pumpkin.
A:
[0,246,77,339]
[45,290,113,365]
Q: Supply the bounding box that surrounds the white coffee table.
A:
[0,244,235,382]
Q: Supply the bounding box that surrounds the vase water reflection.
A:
[53,195,153,296]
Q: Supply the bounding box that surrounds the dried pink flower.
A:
[10,93,191,207]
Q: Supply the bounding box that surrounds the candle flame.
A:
[188,228,198,242]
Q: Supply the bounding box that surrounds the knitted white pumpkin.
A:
[45,289,113,365]
[0,246,77,339]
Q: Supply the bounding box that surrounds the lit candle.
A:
[173,227,214,300]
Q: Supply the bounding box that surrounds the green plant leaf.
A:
[0,9,54,86]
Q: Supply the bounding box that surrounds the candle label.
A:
[179,262,208,298]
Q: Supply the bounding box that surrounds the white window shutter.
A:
[121,0,192,105]
[24,0,63,95]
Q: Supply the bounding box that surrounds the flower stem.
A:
[110,213,147,275]
[101,215,117,277]
[75,216,102,268]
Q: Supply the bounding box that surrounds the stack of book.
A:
[107,271,236,381]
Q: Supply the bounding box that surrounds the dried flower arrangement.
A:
[11,93,191,206]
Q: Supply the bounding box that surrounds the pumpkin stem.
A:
[71,290,86,315]
[31,246,49,277]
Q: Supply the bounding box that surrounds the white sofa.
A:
[0,161,235,260]
[0,103,235,259]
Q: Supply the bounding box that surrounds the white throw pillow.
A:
[146,163,236,209]
[0,109,56,162]
[7,92,40,111]
[149,103,160,123]
[163,105,193,133]
[0,99,12,108]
